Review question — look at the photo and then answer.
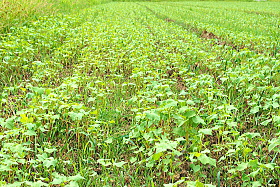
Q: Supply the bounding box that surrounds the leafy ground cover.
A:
[0,1,279,186]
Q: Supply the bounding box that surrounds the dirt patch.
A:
[201,30,243,50]
[201,30,227,45]
[166,68,187,90]
[176,76,187,90]
[201,30,218,40]
[164,18,175,22]
[166,69,176,77]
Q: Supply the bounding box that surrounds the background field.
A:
[0,0,279,186]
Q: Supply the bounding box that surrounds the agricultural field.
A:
[0,1,279,186]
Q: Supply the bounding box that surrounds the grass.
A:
[0,0,54,33]
[0,1,279,186]
[0,0,108,33]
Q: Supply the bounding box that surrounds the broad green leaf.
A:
[20,114,34,124]
[243,132,260,139]
[236,162,248,171]
[51,115,60,120]
[155,139,178,153]
[105,138,113,144]
[45,88,52,95]
[173,126,186,136]
[68,112,84,121]
[192,116,205,124]
[198,154,216,166]
[2,117,15,129]
[201,149,210,154]
[199,129,212,135]
[186,100,195,105]
[37,153,48,161]
[248,169,260,177]
[250,106,259,114]
[32,87,45,95]
[260,119,272,126]
[145,112,160,122]
[51,178,64,185]
[23,130,37,136]
[163,183,174,187]
[263,163,275,169]
[228,168,236,174]
[5,182,24,187]
[190,164,200,173]
[185,110,196,118]
[179,106,190,113]
[43,157,57,168]
[252,181,262,187]
[68,174,85,181]
[146,161,154,168]
[164,99,178,108]
[152,152,163,161]
[186,181,204,187]
[268,138,280,151]
[164,179,185,187]
[45,148,57,153]
[227,105,237,111]
[243,148,252,155]
[272,115,280,125]
[162,159,171,165]
[194,152,202,157]
[26,123,35,129]
[113,161,126,167]
[65,181,79,187]
[227,121,237,127]
[97,159,112,166]
[272,102,279,108]
[130,157,137,163]
[175,137,185,142]
[0,165,12,171]
[88,97,95,102]
[205,185,216,187]
[248,160,258,168]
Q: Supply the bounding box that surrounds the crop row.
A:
[0,2,279,186]
[141,1,280,55]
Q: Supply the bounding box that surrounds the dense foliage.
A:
[0,1,279,186]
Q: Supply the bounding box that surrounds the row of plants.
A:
[141,1,280,55]
[0,1,279,186]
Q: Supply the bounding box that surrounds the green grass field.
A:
[0,1,279,186]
